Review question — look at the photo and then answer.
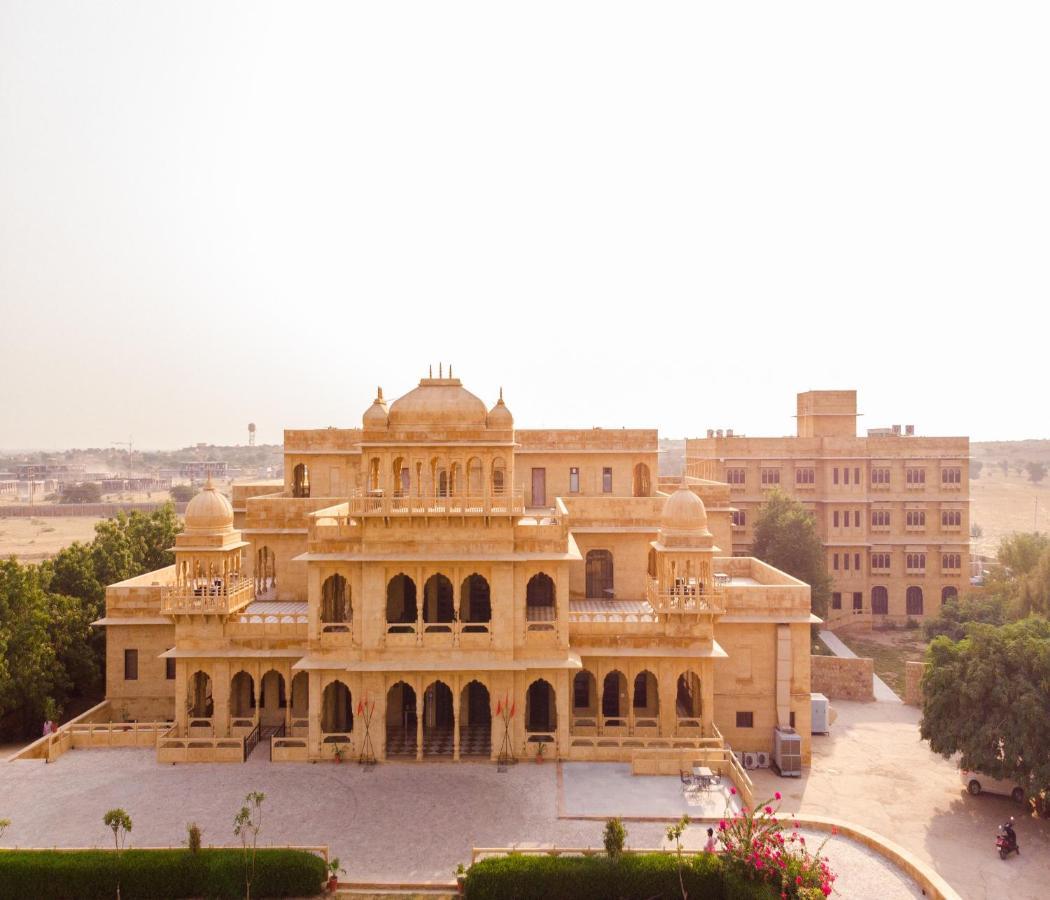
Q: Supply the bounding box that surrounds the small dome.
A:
[388,377,489,429]
[661,484,708,533]
[363,386,389,428]
[184,478,234,532]
[487,388,513,428]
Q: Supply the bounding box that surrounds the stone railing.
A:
[646,577,725,615]
[156,733,245,763]
[161,575,254,615]
[347,489,525,517]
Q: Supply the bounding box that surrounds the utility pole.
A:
[111,437,134,478]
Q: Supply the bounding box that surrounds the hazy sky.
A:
[2,2,1048,449]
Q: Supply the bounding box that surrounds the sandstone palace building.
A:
[687,390,970,627]
[98,373,824,767]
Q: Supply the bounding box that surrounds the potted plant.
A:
[535,741,546,764]
[332,743,344,764]
[326,856,345,893]
[455,862,467,895]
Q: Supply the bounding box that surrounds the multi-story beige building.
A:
[686,390,969,627]
[98,373,815,769]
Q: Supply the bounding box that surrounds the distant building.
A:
[686,390,969,626]
[179,461,228,480]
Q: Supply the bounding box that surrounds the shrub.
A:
[463,853,778,900]
[186,823,202,854]
[602,817,626,858]
[0,849,325,899]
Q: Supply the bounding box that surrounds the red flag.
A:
[495,699,502,716]
[509,700,516,718]
[356,699,364,716]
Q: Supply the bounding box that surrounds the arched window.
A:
[601,670,627,721]
[422,681,454,756]
[292,464,310,498]
[573,671,596,714]
[468,457,483,495]
[633,671,658,721]
[321,574,350,629]
[632,462,651,497]
[585,549,614,599]
[871,586,888,615]
[906,586,924,616]
[290,671,309,720]
[491,458,506,496]
[941,585,958,604]
[230,671,255,718]
[386,574,417,629]
[423,574,454,630]
[392,457,407,496]
[526,572,555,621]
[386,682,417,757]
[460,573,491,627]
[321,681,353,733]
[368,458,381,493]
[459,681,492,757]
[449,462,460,496]
[676,672,701,720]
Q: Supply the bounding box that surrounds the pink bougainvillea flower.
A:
[774,791,782,800]
[730,787,737,795]
[764,806,773,814]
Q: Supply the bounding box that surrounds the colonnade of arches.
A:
[385,571,553,630]
[570,669,701,731]
[369,455,509,498]
[188,669,310,728]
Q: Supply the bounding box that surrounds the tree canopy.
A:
[0,504,180,741]
[921,618,1050,805]
[750,489,831,621]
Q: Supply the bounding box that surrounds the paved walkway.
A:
[0,749,920,897]
[819,629,901,702]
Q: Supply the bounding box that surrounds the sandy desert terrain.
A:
[969,469,1050,558]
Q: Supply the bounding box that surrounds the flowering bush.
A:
[717,790,837,898]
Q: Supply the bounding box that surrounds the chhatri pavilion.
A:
[99,371,816,766]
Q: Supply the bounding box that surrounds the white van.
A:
[960,768,1026,803]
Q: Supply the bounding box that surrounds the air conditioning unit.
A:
[772,727,802,778]
[732,750,744,766]
[811,693,831,735]
[743,752,758,770]
[755,751,770,769]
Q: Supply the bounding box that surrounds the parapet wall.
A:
[811,655,874,701]
[904,660,926,706]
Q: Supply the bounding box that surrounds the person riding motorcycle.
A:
[999,818,1019,856]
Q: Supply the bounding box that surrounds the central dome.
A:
[661,484,709,533]
[387,377,489,429]
[184,479,234,532]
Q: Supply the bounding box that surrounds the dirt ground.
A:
[838,627,928,696]
[970,469,1050,558]
[0,516,103,562]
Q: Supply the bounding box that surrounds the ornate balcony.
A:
[347,489,525,518]
[645,576,726,615]
[160,575,254,615]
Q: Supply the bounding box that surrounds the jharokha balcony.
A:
[160,575,255,615]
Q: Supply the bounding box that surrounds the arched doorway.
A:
[585,549,614,599]
[906,586,924,616]
[633,670,659,728]
[460,573,491,630]
[386,574,417,632]
[526,572,555,625]
[188,671,214,721]
[525,679,557,734]
[321,680,353,735]
[601,671,628,726]
[676,671,701,729]
[255,546,276,597]
[460,681,492,757]
[423,574,454,632]
[259,670,287,728]
[422,681,454,757]
[290,672,309,725]
[572,670,597,722]
[386,681,417,757]
[632,463,651,497]
[871,586,889,616]
[321,574,351,631]
[292,463,310,498]
[230,671,255,722]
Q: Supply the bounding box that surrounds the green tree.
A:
[921,618,1050,808]
[751,490,832,622]
[1027,461,1047,484]
[169,484,196,503]
[60,482,102,504]
[922,593,1006,642]
[234,791,265,900]
[997,532,1050,578]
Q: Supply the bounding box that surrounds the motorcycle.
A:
[996,820,1020,860]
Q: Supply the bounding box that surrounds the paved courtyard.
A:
[1,747,920,897]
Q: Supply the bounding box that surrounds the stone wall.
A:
[810,655,874,701]
[904,660,926,706]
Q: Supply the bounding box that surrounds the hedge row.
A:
[0,848,326,899]
[464,853,783,900]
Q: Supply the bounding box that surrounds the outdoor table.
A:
[692,765,714,789]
